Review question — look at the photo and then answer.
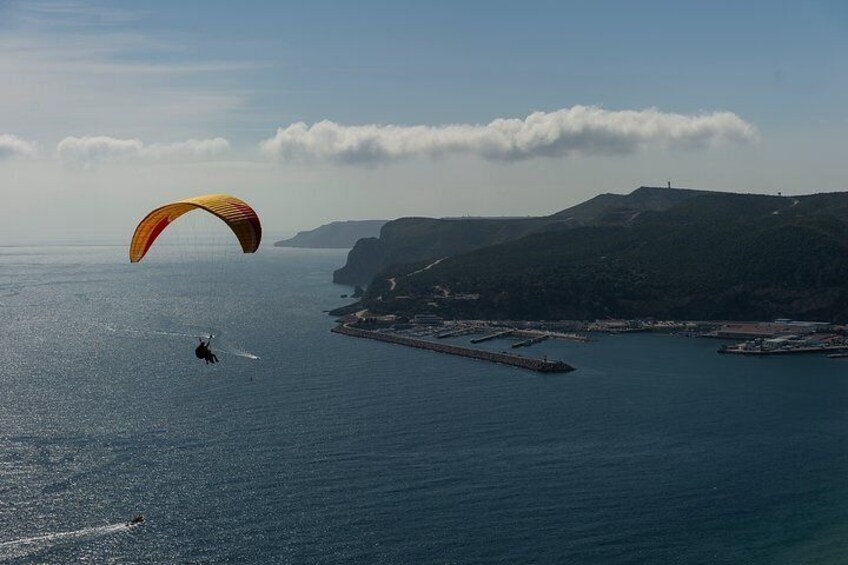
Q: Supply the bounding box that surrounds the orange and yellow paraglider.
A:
[129,194,261,263]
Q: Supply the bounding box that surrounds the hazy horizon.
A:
[1,0,847,240]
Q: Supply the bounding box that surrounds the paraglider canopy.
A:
[129,194,261,263]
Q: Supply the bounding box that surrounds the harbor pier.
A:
[471,330,514,344]
[332,325,574,373]
[512,334,550,348]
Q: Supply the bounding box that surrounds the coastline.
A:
[328,307,848,364]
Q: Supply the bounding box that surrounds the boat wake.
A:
[95,322,198,339]
[96,322,261,360]
[222,350,260,360]
[192,331,261,360]
[215,345,261,360]
[0,522,132,559]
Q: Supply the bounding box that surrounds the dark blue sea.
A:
[1,244,847,564]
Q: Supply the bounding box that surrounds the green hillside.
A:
[364,190,848,321]
[333,216,548,285]
[333,186,711,285]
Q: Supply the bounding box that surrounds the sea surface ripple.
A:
[0,245,846,563]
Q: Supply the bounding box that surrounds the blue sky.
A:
[0,0,846,240]
[94,0,847,128]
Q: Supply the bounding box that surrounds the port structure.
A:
[331,324,574,373]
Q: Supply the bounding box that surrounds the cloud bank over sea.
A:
[56,136,231,168]
[0,134,38,160]
[260,106,757,164]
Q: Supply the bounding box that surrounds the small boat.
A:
[827,352,848,359]
[127,515,145,526]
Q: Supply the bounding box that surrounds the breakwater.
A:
[331,325,575,373]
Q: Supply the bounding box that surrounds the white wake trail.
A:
[0,522,132,558]
[217,348,261,360]
[96,322,261,360]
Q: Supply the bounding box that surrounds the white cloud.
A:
[56,136,230,168]
[142,138,231,160]
[0,134,38,160]
[260,105,757,164]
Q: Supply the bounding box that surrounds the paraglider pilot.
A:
[196,337,219,364]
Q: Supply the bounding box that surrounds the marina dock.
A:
[470,330,514,344]
[512,334,550,348]
[332,325,574,373]
[435,326,482,339]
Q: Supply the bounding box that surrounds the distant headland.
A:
[275,220,387,249]
[332,186,848,323]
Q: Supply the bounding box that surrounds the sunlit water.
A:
[0,245,847,563]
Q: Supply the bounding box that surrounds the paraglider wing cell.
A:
[129,194,262,262]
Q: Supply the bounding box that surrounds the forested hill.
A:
[275,220,387,249]
[362,190,848,322]
[333,186,709,285]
